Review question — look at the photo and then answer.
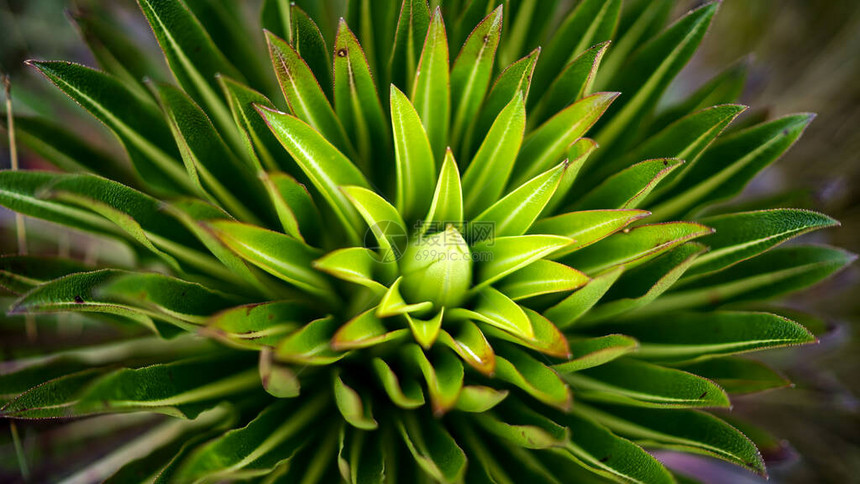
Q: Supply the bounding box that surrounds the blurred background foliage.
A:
[0,0,858,482]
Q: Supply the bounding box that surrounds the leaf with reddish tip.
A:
[437,321,496,376]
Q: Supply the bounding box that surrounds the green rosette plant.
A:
[0,0,854,482]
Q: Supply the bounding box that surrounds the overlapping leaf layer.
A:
[0,0,853,482]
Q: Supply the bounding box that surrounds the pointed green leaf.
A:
[479,308,571,359]
[437,322,496,376]
[676,358,790,395]
[266,31,353,155]
[377,277,434,317]
[450,6,503,147]
[643,245,856,314]
[259,348,300,398]
[175,398,326,481]
[577,402,765,475]
[262,171,321,242]
[474,235,573,287]
[454,386,508,413]
[405,309,444,349]
[602,311,815,362]
[494,345,571,410]
[27,61,188,194]
[475,401,568,449]
[275,316,347,365]
[573,158,684,210]
[596,2,718,150]
[372,357,425,409]
[397,411,466,483]
[462,92,526,217]
[137,0,241,148]
[686,209,839,279]
[289,5,334,100]
[411,8,449,159]
[530,0,620,99]
[207,301,306,350]
[562,222,713,274]
[424,149,463,228]
[579,243,707,324]
[334,19,389,167]
[530,41,610,126]
[544,266,624,328]
[553,335,639,373]
[402,344,464,415]
[343,186,408,260]
[512,92,618,187]
[74,354,259,418]
[565,358,730,408]
[205,220,333,298]
[0,255,93,295]
[313,247,391,294]
[258,106,369,243]
[390,0,432,94]
[332,308,408,350]
[473,161,566,239]
[531,209,651,256]
[335,371,378,430]
[390,85,437,221]
[452,286,532,340]
[649,114,815,220]
[497,260,589,301]
[543,137,598,216]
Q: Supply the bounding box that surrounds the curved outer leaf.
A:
[275,316,347,365]
[494,345,571,410]
[204,220,333,298]
[466,48,539,158]
[564,358,730,408]
[10,270,236,334]
[497,260,589,301]
[473,161,566,239]
[649,114,815,220]
[589,104,746,187]
[424,149,463,228]
[532,209,651,256]
[544,266,624,329]
[174,397,327,481]
[27,61,188,194]
[511,92,619,187]
[543,137,598,216]
[389,0,432,94]
[454,386,508,413]
[332,308,407,350]
[397,411,467,483]
[530,0,620,100]
[155,83,268,225]
[475,400,569,450]
[553,335,639,374]
[0,255,93,295]
[261,171,321,242]
[342,186,408,260]
[5,114,133,185]
[207,301,306,349]
[334,19,389,167]
[1,369,108,419]
[595,2,718,151]
[438,321,496,376]
[334,371,378,430]
[643,245,857,314]
[579,243,707,324]
[530,41,610,127]
[137,0,241,149]
[577,402,765,475]
[454,286,532,340]
[390,85,438,222]
[479,308,571,359]
[411,8,449,159]
[473,235,573,288]
[257,106,369,243]
[402,344,464,416]
[338,426,385,484]
[372,357,425,409]
[449,6,502,147]
[266,31,354,156]
[562,222,713,275]
[219,75,290,173]
[552,411,675,484]
[462,92,526,217]
[676,357,790,394]
[573,158,684,210]
[685,209,839,279]
[313,247,391,294]
[599,311,815,361]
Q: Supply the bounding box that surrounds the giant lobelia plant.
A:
[0,0,854,482]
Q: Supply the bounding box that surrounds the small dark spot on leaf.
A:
[268,313,275,320]
[699,391,708,399]
[781,129,789,136]
[74,295,84,304]
[663,160,669,166]
[337,48,348,57]
[599,455,611,463]
[482,34,490,44]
